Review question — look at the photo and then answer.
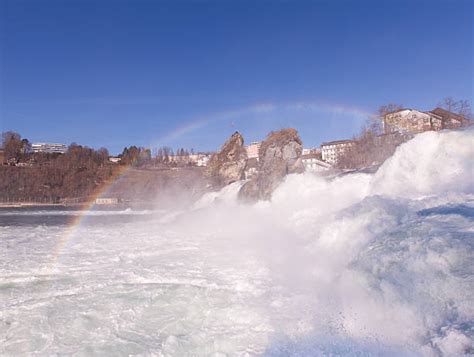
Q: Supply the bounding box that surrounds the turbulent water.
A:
[1,129,473,356]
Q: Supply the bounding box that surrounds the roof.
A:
[301,153,320,159]
[429,107,464,122]
[423,111,443,119]
[302,156,332,169]
[383,108,411,116]
[321,139,355,147]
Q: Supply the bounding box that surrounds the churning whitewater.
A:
[1,129,473,355]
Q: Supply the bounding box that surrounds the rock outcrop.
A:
[239,128,304,202]
[207,131,248,187]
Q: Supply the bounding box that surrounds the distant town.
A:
[0,98,471,206]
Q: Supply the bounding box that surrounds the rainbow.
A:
[47,100,370,269]
[153,100,371,147]
[47,164,130,271]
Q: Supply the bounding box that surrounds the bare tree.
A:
[456,100,471,119]
[377,103,404,117]
[155,147,164,163]
[21,139,32,154]
[162,147,171,163]
[336,118,407,170]
[439,97,472,119]
[439,97,458,112]
[97,147,109,163]
[2,131,23,160]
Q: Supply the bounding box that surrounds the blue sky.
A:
[1,0,472,154]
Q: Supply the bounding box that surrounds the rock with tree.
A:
[239,128,304,202]
[206,131,248,187]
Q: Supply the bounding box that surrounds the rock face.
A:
[207,131,248,187]
[239,128,304,202]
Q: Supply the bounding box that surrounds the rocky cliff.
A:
[239,128,304,202]
[206,131,248,187]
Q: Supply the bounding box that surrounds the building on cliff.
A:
[382,107,468,134]
[383,109,442,134]
[245,142,261,159]
[317,107,469,168]
[321,140,356,165]
[429,107,469,129]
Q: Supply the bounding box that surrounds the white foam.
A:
[371,129,474,198]
[1,128,473,355]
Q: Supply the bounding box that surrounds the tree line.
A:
[119,145,204,167]
[1,132,201,168]
[0,133,115,202]
[0,132,206,202]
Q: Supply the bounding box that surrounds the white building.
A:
[301,153,332,172]
[187,154,211,167]
[108,157,121,163]
[31,143,68,154]
[95,197,119,205]
[169,153,211,167]
[246,142,261,159]
[321,140,355,165]
[195,155,210,167]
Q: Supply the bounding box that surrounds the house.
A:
[187,154,211,166]
[383,107,471,134]
[321,140,356,165]
[6,158,18,166]
[108,157,121,164]
[167,153,211,167]
[195,155,210,167]
[31,143,68,154]
[246,142,261,159]
[301,153,332,172]
[16,162,33,167]
[383,109,443,134]
[95,197,119,205]
[428,107,468,129]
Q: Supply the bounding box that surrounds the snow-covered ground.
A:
[1,129,473,355]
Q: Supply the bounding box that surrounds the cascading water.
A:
[1,128,473,355]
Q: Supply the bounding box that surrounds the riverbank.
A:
[0,201,166,211]
[0,202,70,208]
[0,166,210,209]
